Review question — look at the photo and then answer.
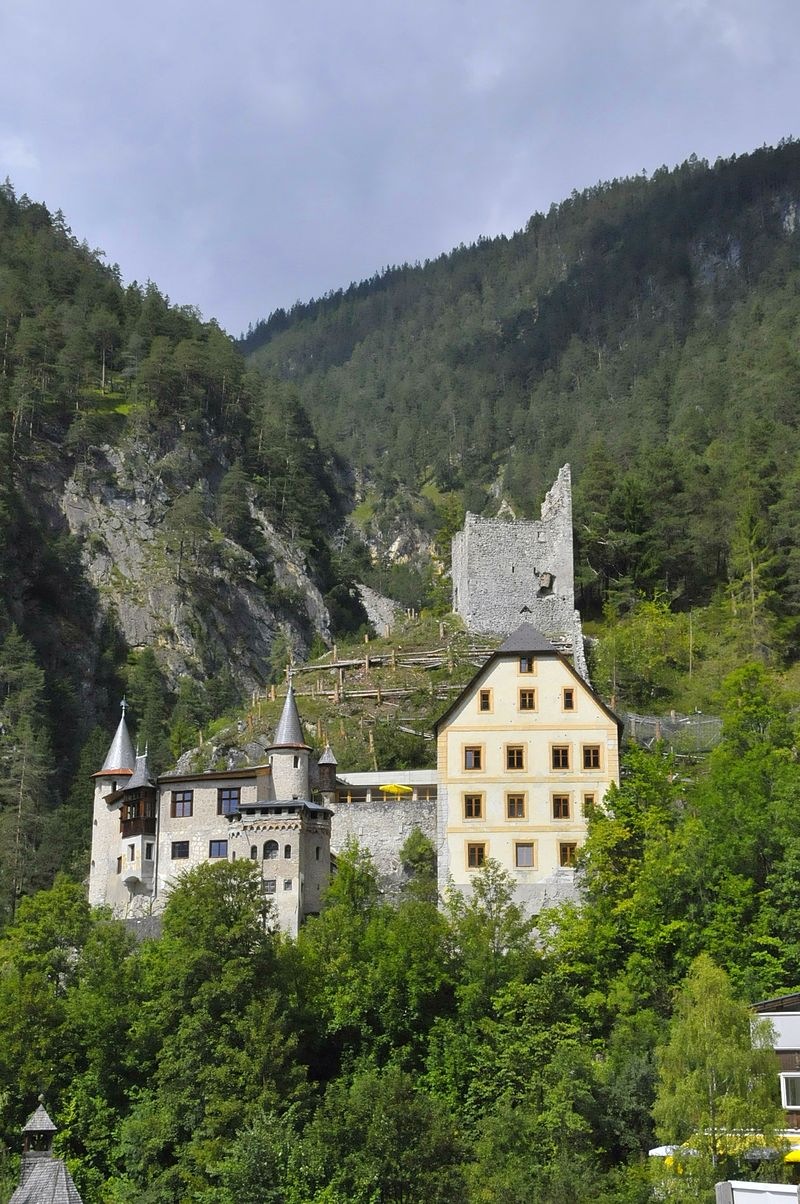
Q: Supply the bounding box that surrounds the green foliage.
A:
[294,1066,466,1204]
[653,954,784,1194]
[399,827,437,900]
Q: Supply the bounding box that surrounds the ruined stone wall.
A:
[331,799,437,900]
[452,465,588,678]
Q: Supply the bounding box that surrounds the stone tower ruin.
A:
[451,465,588,678]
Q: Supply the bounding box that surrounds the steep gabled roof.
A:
[318,743,337,766]
[433,623,622,735]
[11,1158,83,1203]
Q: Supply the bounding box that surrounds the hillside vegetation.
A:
[245,142,800,661]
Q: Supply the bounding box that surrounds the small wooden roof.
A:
[22,1105,56,1134]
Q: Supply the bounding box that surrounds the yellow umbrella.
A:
[380,783,413,795]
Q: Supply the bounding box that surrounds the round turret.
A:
[266,684,311,799]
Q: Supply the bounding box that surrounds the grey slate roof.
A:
[98,712,136,775]
[127,752,155,790]
[318,743,337,766]
[498,623,558,654]
[11,1156,83,1203]
[269,685,308,748]
[22,1105,56,1134]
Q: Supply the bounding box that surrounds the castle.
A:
[90,688,334,936]
[89,467,618,929]
[89,635,619,930]
[451,465,588,678]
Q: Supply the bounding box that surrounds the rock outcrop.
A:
[59,443,330,690]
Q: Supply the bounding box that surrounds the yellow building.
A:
[434,623,621,912]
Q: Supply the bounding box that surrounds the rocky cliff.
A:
[51,441,331,691]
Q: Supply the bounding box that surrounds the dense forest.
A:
[245,141,800,655]
[0,669,797,1202]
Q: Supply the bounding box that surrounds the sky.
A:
[1,0,798,336]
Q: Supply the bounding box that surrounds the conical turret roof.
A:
[318,743,337,766]
[268,684,309,749]
[96,706,136,776]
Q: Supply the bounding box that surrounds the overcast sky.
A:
[1,0,797,336]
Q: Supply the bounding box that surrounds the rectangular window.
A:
[464,794,483,819]
[583,793,595,813]
[264,879,276,894]
[116,856,122,874]
[217,787,241,815]
[283,879,292,891]
[782,1075,800,1108]
[506,745,525,770]
[209,840,228,858]
[559,842,578,867]
[519,655,535,674]
[171,841,189,859]
[506,793,526,819]
[128,844,135,862]
[552,794,571,820]
[515,842,535,868]
[145,843,154,860]
[464,746,483,770]
[467,842,486,869]
[583,745,601,770]
[479,689,492,712]
[551,745,570,770]
[171,790,193,818]
[563,687,575,711]
[519,689,536,711]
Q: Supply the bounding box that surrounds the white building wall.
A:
[437,652,619,912]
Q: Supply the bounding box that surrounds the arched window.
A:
[284,844,291,859]
[263,840,279,860]
[250,846,257,860]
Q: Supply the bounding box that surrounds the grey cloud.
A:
[1,0,798,333]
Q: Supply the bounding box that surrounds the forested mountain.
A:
[244,141,800,651]
[0,180,365,916]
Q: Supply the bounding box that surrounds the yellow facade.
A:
[436,646,619,907]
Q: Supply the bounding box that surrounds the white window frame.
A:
[780,1073,800,1108]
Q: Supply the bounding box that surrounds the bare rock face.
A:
[60,445,330,690]
[356,584,401,635]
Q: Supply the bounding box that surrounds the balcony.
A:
[120,816,156,838]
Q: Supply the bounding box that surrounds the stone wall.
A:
[451,465,588,678]
[331,799,437,900]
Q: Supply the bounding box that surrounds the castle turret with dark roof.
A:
[94,701,136,781]
[265,683,311,800]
